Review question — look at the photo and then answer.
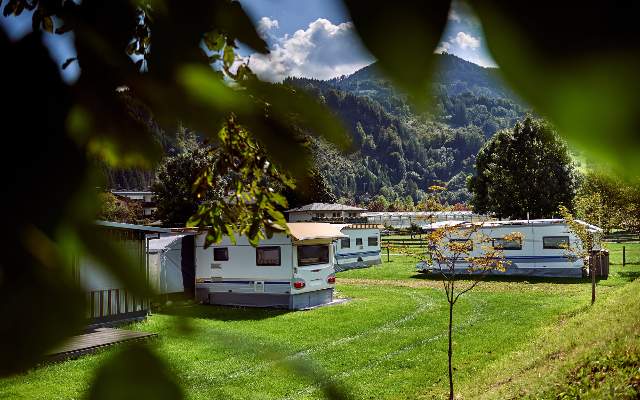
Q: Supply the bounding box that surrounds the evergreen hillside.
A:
[286,53,528,204]
[106,54,527,205]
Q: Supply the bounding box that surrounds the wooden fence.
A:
[88,288,148,323]
[381,238,429,248]
[603,232,640,243]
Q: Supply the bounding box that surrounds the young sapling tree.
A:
[401,221,522,400]
[558,205,604,304]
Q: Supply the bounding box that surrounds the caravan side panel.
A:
[335,228,381,272]
[416,222,585,278]
[195,233,294,307]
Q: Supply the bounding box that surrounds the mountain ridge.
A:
[286,53,528,204]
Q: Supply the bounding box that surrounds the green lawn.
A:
[1,245,639,399]
[607,242,640,265]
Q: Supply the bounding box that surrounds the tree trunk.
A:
[591,255,597,304]
[448,299,454,400]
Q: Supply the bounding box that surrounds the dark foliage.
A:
[468,117,577,219]
[286,54,526,205]
[282,168,337,209]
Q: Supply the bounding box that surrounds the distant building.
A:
[111,190,156,217]
[363,211,488,229]
[286,203,366,222]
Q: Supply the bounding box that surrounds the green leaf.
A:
[126,41,137,56]
[0,31,89,375]
[176,64,252,113]
[213,0,269,54]
[343,0,451,106]
[470,1,640,175]
[87,344,184,400]
[13,0,23,16]
[2,0,15,17]
[42,15,54,33]
[223,44,235,67]
[203,31,225,52]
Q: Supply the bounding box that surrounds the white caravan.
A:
[334,224,382,272]
[416,219,603,278]
[194,223,346,309]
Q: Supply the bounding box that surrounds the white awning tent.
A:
[149,234,185,253]
[148,234,186,294]
[286,223,348,242]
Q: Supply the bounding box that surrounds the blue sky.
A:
[0,0,495,83]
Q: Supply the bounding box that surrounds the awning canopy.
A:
[286,223,348,241]
[148,234,185,252]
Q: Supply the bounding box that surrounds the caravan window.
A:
[368,236,378,246]
[297,245,329,266]
[356,238,363,246]
[341,238,351,248]
[492,238,522,250]
[256,246,281,266]
[213,247,229,261]
[543,236,569,249]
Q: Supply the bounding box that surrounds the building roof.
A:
[287,223,348,241]
[111,190,154,195]
[362,211,474,217]
[286,203,366,213]
[148,234,186,251]
[96,221,172,233]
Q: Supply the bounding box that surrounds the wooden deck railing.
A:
[87,289,148,320]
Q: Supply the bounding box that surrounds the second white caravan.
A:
[416,219,604,278]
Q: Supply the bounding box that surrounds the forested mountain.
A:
[106,54,527,206]
[285,53,528,204]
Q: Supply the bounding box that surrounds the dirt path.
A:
[337,277,589,295]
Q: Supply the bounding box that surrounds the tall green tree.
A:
[282,168,337,209]
[468,117,577,219]
[367,195,389,211]
[97,192,143,223]
[152,129,221,226]
[576,169,640,234]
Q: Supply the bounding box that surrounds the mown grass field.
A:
[1,245,639,399]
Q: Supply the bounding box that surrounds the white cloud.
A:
[454,31,480,49]
[256,16,279,41]
[448,10,461,22]
[435,41,451,54]
[257,16,279,33]
[247,18,373,82]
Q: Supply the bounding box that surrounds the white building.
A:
[194,223,346,309]
[416,219,605,278]
[286,203,366,222]
[335,224,382,271]
[111,190,156,217]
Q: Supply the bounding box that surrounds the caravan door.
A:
[293,243,335,293]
